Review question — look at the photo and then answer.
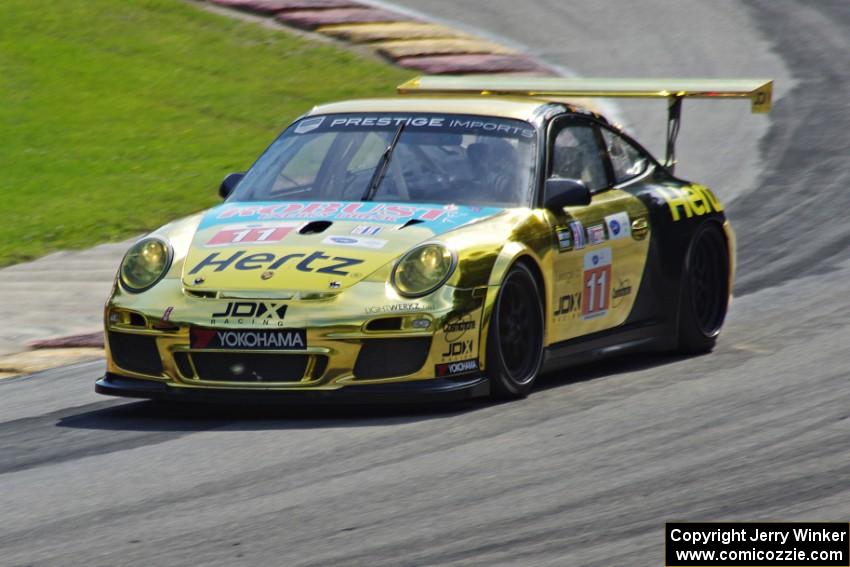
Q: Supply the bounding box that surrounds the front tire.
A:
[486,262,545,398]
[677,222,730,353]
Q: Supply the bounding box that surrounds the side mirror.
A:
[219,172,244,200]
[543,177,591,211]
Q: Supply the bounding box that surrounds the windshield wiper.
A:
[361,123,405,201]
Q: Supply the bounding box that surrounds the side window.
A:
[550,123,608,191]
[601,128,649,184]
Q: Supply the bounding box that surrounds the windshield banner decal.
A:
[291,113,536,139]
[200,201,504,229]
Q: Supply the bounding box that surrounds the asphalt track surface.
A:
[2,2,849,565]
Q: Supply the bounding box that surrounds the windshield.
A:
[231,113,538,207]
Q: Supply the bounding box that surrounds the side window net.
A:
[550,125,607,191]
[601,129,649,184]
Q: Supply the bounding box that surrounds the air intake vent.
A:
[190,353,323,383]
[108,332,163,376]
[366,317,403,331]
[173,352,195,378]
[299,220,332,234]
[128,312,147,327]
[185,289,218,299]
[398,219,425,230]
[354,337,431,379]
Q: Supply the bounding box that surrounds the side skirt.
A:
[541,321,677,373]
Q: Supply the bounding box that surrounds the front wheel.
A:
[677,222,730,353]
[486,262,545,398]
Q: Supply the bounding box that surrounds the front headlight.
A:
[119,237,173,293]
[392,243,456,297]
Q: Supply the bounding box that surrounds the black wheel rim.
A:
[689,229,728,336]
[497,274,543,384]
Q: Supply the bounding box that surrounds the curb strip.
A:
[206,0,556,74]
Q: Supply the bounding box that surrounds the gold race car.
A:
[96,76,772,402]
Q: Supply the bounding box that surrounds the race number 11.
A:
[582,248,612,318]
[206,224,294,246]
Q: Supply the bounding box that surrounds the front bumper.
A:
[96,372,489,404]
[102,278,491,401]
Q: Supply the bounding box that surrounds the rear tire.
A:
[677,223,730,353]
[486,263,545,398]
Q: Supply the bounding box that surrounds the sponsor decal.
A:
[586,224,606,245]
[554,291,582,317]
[365,303,427,314]
[657,184,724,222]
[556,270,580,282]
[317,115,535,139]
[190,328,306,350]
[206,223,297,247]
[435,358,479,377]
[448,118,535,138]
[351,225,382,236]
[582,248,612,319]
[330,116,446,128]
[438,204,467,224]
[321,235,387,250]
[604,212,631,240]
[612,278,632,308]
[569,220,585,250]
[443,314,476,342]
[152,306,175,329]
[217,202,451,223]
[293,116,324,134]
[210,301,287,326]
[556,227,572,252]
[189,250,363,276]
[203,201,503,229]
[441,339,474,358]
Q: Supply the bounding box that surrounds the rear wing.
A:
[397,76,773,172]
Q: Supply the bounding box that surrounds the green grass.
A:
[0,0,410,265]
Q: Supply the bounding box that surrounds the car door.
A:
[545,117,652,344]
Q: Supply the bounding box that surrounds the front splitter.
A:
[95,372,490,405]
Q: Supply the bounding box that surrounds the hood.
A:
[181,201,504,293]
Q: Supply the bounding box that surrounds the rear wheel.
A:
[677,223,729,353]
[486,263,545,398]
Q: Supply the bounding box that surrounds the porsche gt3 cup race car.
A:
[96,76,772,403]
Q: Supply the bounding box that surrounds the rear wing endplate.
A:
[397,76,773,171]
